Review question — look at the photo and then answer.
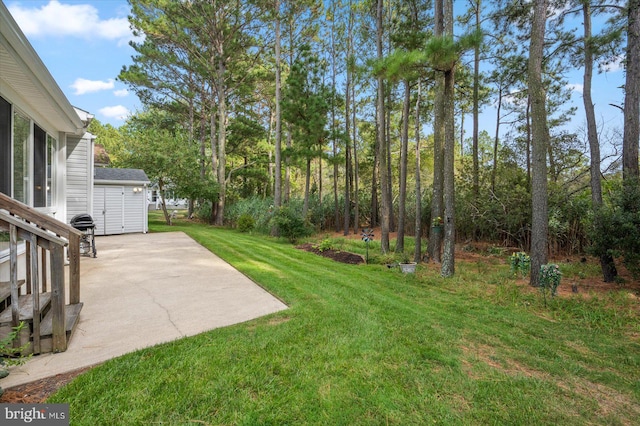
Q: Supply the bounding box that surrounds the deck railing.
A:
[0,192,82,353]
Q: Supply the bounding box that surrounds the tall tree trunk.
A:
[583,1,616,282]
[377,0,390,253]
[215,59,227,226]
[414,80,423,263]
[441,0,456,277]
[343,4,353,236]
[396,80,410,253]
[492,85,502,193]
[274,0,282,210]
[528,0,549,287]
[331,3,340,232]
[353,77,360,234]
[428,0,445,263]
[303,157,311,218]
[623,0,640,181]
[526,98,532,185]
[285,127,292,203]
[472,0,481,207]
[441,66,456,277]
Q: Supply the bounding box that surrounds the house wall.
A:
[66,133,94,223]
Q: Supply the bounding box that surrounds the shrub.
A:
[313,239,333,252]
[539,264,562,307]
[509,252,531,278]
[237,214,255,233]
[270,207,312,243]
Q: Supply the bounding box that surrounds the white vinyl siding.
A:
[93,184,147,235]
[66,135,92,222]
[123,187,146,233]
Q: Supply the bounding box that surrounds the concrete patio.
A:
[2,232,288,388]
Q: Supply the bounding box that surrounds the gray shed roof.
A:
[94,168,150,184]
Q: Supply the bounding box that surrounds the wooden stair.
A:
[0,287,83,354]
[38,303,83,354]
[0,292,51,325]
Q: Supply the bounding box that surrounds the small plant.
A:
[539,263,562,307]
[237,213,255,233]
[0,322,31,397]
[313,239,333,252]
[509,252,531,278]
[432,216,444,227]
[399,252,412,264]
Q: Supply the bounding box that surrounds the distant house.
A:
[93,168,150,235]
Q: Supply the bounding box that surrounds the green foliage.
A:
[237,214,256,233]
[0,322,30,362]
[225,197,275,233]
[539,264,562,307]
[313,239,333,252]
[589,179,640,278]
[0,322,32,396]
[269,206,312,243]
[509,252,531,278]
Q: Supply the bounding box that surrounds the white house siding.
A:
[124,187,147,233]
[66,133,94,223]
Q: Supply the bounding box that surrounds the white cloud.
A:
[599,55,624,73]
[99,105,130,121]
[113,89,129,98]
[8,1,132,43]
[71,78,115,95]
[566,83,583,94]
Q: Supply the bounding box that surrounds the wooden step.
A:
[37,303,83,353]
[0,292,51,325]
[39,302,83,337]
[0,280,26,309]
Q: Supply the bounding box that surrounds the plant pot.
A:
[431,225,442,234]
[399,262,417,274]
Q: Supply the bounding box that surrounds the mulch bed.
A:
[0,366,92,403]
[296,243,365,265]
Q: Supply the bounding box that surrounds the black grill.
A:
[70,214,96,257]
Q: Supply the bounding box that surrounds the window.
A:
[0,96,57,208]
[0,96,10,196]
[47,135,55,207]
[13,111,30,204]
[34,124,47,207]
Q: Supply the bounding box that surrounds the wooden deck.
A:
[1,192,83,354]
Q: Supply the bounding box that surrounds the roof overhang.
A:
[0,2,85,135]
[95,180,150,186]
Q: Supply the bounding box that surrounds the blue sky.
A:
[6,0,139,127]
[5,0,627,143]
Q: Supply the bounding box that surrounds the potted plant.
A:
[432,216,444,233]
[398,253,417,274]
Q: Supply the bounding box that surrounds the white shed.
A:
[93,168,150,235]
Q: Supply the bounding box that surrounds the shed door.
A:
[93,186,124,235]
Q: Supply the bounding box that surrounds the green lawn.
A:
[51,214,640,425]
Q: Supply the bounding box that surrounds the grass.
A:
[50,212,640,425]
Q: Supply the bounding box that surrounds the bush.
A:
[237,214,255,233]
[509,252,531,278]
[270,206,312,243]
[589,179,640,278]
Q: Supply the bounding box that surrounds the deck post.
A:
[50,243,67,352]
[68,233,80,304]
[30,234,41,354]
